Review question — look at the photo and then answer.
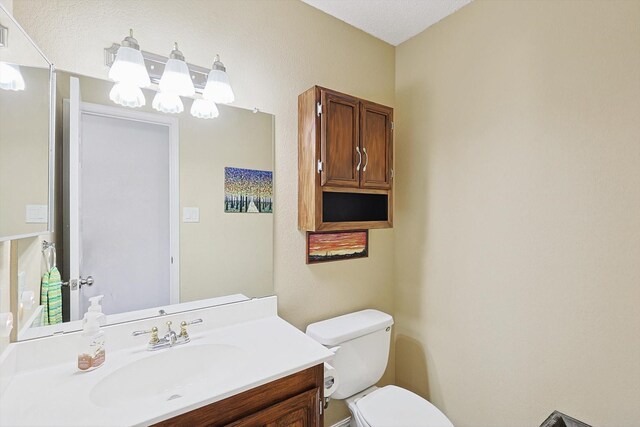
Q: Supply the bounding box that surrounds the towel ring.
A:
[42,240,57,270]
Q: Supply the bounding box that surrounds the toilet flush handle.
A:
[328,346,341,355]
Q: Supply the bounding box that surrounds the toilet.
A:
[306,309,453,427]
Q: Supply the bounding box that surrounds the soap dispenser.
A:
[87,295,107,326]
[77,299,106,372]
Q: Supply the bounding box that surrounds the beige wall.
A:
[395,1,640,426]
[0,0,12,14]
[179,101,274,302]
[0,66,50,238]
[14,1,396,423]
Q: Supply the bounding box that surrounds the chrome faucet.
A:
[133,319,203,351]
[165,321,178,346]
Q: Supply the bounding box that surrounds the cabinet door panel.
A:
[321,90,360,188]
[360,102,392,189]
[226,388,319,427]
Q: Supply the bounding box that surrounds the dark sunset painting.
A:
[307,231,368,264]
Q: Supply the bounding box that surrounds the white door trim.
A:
[78,101,180,305]
[67,78,81,321]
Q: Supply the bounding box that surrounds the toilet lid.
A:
[356,386,454,427]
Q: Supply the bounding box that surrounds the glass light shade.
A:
[109,82,145,108]
[108,46,151,88]
[203,69,234,104]
[0,62,26,91]
[190,99,219,119]
[152,92,183,114]
[159,58,195,97]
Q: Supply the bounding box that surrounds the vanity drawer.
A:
[154,364,324,426]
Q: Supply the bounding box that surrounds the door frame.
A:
[75,101,181,309]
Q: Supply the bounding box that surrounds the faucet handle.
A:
[132,326,159,344]
[150,326,159,343]
[179,318,203,339]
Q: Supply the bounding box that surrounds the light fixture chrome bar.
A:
[0,23,8,48]
[104,43,210,92]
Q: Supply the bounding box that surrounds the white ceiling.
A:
[301,0,472,46]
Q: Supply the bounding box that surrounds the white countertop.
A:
[0,297,333,426]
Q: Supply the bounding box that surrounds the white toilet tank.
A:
[306,309,393,400]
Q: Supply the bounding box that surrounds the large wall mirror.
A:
[5,15,275,340]
[0,5,53,241]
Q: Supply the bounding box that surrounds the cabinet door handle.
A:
[356,146,362,171]
[362,147,369,172]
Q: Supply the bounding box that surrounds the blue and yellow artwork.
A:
[224,167,273,213]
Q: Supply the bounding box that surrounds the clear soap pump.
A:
[77,295,106,371]
[87,295,107,326]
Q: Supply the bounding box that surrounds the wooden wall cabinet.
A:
[155,365,323,427]
[299,86,394,231]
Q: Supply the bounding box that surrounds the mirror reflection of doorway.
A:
[63,77,179,320]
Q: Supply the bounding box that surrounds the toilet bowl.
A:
[306,310,453,427]
[346,385,453,427]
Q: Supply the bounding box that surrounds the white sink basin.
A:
[90,344,247,408]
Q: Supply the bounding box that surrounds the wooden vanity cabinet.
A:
[299,86,394,231]
[154,364,323,427]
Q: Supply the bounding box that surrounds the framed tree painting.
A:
[224,167,273,213]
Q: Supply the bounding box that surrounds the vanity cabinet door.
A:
[360,101,393,190]
[320,89,361,188]
[226,387,320,427]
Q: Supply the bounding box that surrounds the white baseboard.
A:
[329,417,351,427]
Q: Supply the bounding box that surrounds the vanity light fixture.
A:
[109,82,145,108]
[108,29,150,108]
[203,54,235,104]
[158,43,195,97]
[152,42,193,114]
[0,62,26,91]
[104,39,235,118]
[152,91,184,114]
[190,98,219,119]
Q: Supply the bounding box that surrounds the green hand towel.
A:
[40,272,49,325]
[40,267,63,325]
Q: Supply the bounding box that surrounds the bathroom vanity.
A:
[0,297,333,426]
[158,365,323,426]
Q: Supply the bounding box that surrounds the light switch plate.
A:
[25,205,48,223]
[183,207,200,223]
